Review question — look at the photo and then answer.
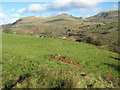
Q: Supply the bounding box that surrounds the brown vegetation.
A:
[45,54,82,67]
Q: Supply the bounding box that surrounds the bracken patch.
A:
[45,54,82,67]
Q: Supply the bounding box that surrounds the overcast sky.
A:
[0,0,119,25]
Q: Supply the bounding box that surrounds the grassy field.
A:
[2,33,119,88]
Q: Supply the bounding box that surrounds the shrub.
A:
[76,38,83,42]
[84,37,102,46]
[68,29,71,32]
[92,40,102,46]
[84,37,93,44]
[108,43,120,53]
[2,28,11,33]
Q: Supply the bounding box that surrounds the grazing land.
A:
[2,33,119,88]
[2,10,119,53]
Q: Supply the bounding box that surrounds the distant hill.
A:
[84,9,118,22]
[1,10,118,29]
[1,13,83,37]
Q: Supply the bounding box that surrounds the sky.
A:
[0,0,119,25]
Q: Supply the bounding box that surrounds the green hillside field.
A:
[2,10,119,53]
[2,33,119,88]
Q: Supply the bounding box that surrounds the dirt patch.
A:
[106,70,114,74]
[46,54,82,67]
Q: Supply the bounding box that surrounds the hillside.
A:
[2,33,119,88]
[2,13,82,36]
[84,9,118,22]
[2,9,119,53]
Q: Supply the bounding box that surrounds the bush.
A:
[84,37,93,44]
[108,43,120,53]
[92,40,102,46]
[84,37,102,46]
[76,39,82,42]
[76,38,83,42]
[68,29,71,32]
[2,28,11,33]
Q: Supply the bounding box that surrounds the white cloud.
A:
[12,14,20,17]
[18,8,27,14]
[112,4,118,9]
[77,8,101,13]
[2,0,119,2]
[17,0,105,14]
[8,18,19,23]
[18,4,48,14]
[2,18,19,25]
[27,4,47,13]
[74,7,102,18]
[48,0,105,11]
[0,13,7,19]
[6,9,16,13]
[9,9,16,12]
[0,21,3,25]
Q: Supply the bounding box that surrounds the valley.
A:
[1,9,119,88]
